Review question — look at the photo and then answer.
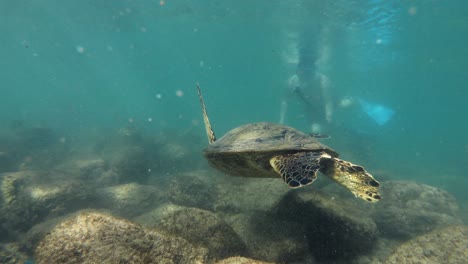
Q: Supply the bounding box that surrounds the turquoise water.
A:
[2,0,466,200]
[0,0,467,261]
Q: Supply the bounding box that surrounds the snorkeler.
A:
[280,23,335,134]
[279,1,399,134]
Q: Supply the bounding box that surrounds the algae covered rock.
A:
[371,181,462,240]
[35,212,208,264]
[95,182,164,217]
[215,256,275,264]
[168,171,218,210]
[385,225,468,264]
[154,206,247,261]
[273,189,378,262]
[22,209,110,252]
[0,170,91,232]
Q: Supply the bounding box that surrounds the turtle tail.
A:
[196,83,216,144]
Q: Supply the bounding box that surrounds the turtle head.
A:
[320,156,381,202]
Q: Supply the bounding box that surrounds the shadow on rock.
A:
[227,211,311,263]
[272,190,378,262]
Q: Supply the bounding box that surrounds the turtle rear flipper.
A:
[320,156,381,202]
[270,152,324,188]
[196,83,217,144]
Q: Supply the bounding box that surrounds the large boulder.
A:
[94,183,164,217]
[273,189,378,262]
[371,181,462,240]
[21,209,111,252]
[385,225,468,264]
[34,212,208,264]
[221,187,378,263]
[139,205,247,262]
[0,171,92,232]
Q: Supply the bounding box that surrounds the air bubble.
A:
[408,6,418,16]
[76,45,85,53]
[175,90,184,97]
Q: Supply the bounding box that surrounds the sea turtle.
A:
[196,84,381,202]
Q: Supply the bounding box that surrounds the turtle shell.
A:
[204,122,338,178]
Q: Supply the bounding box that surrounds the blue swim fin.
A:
[358,99,395,126]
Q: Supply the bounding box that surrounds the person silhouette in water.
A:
[279,1,399,135]
[280,24,335,135]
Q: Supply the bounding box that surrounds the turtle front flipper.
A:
[320,156,381,202]
[270,152,324,188]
